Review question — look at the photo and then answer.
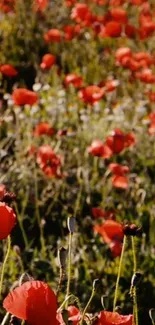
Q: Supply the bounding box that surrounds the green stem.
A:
[14,202,29,249]
[0,236,11,299]
[113,235,126,311]
[80,286,96,325]
[65,232,72,307]
[0,312,10,325]
[34,170,46,259]
[132,237,139,325]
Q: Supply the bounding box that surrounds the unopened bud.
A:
[67,216,76,233]
[131,272,142,287]
[149,309,155,324]
[58,247,67,269]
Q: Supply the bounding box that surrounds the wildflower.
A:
[3,281,58,325]
[94,220,124,257]
[0,203,16,240]
[64,73,83,88]
[12,89,38,106]
[40,54,56,69]
[103,21,122,38]
[88,139,112,158]
[95,310,134,325]
[33,122,55,137]
[108,163,130,189]
[36,145,62,177]
[0,64,18,77]
[110,8,128,25]
[44,29,61,43]
[78,86,104,105]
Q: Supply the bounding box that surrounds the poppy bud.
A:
[61,309,69,324]
[149,309,155,325]
[131,272,143,287]
[67,216,76,233]
[58,247,67,269]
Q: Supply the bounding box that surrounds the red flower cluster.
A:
[88,129,135,158]
[3,281,58,325]
[12,88,38,106]
[36,145,62,177]
[108,163,130,189]
[94,220,124,257]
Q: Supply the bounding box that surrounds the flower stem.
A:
[65,232,72,307]
[34,170,46,259]
[1,312,10,325]
[113,235,126,311]
[0,235,11,299]
[131,237,139,325]
[80,285,96,325]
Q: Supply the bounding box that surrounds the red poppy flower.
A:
[104,80,119,92]
[40,54,56,69]
[0,64,18,77]
[44,29,61,43]
[108,163,129,175]
[78,86,104,105]
[92,207,115,220]
[37,145,62,177]
[135,68,155,83]
[88,140,112,158]
[94,220,124,244]
[110,8,128,25]
[64,73,83,88]
[108,163,130,189]
[104,21,122,37]
[112,175,129,189]
[3,281,58,325]
[57,306,81,325]
[115,47,132,66]
[63,25,81,41]
[33,123,55,137]
[12,88,38,106]
[148,91,155,102]
[96,310,134,325]
[106,129,125,154]
[71,3,91,23]
[124,133,136,147]
[0,203,16,240]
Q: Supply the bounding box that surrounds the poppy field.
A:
[0,0,155,324]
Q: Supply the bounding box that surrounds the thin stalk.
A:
[132,237,139,325]
[57,267,64,296]
[0,236,11,298]
[80,286,96,325]
[113,235,126,311]
[34,170,46,259]
[65,232,72,307]
[13,202,29,249]
[0,312,10,325]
